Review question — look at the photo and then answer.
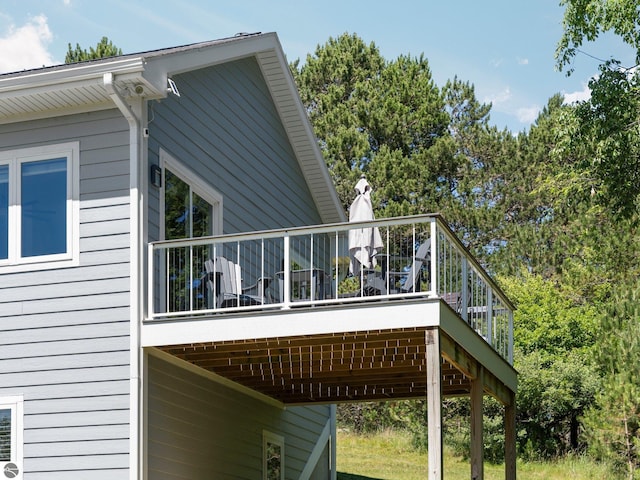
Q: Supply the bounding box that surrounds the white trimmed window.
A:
[159,149,223,241]
[157,149,223,313]
[0,142,79,272]
[0,396,23,480]
[263,431,284,480]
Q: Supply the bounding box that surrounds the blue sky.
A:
[0,0,636,132]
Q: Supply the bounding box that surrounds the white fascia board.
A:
[141,301,441,347]
[262,39,347,223]
[141,33,280,96]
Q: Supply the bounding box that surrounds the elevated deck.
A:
[142,215,517,478]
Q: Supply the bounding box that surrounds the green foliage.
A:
[291,33,451,215]
[65,36,122,63]
[571,63,640,219]
[582,281,640,478]
[556,0,640,74]
[337,400,426,434]
[440,397,507,464]
[299,27,640,469]
[500,272,600,458]
[501,272,598,358]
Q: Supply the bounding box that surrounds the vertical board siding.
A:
[148,353,331,479]
[147,56,323,243]
[0,109,132,478]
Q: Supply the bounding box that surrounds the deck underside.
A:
[157,327,473,404]
[146,299,516,406]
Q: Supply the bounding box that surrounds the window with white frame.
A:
[159,149,223,313]
[0,142,79,271]
[263,431,284,480]
[0,396,23,480]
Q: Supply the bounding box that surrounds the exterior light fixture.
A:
[150,164,162,188]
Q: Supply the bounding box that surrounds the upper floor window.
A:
[0,142,79,271]
[159,149,223,312]
[160,149,222,241]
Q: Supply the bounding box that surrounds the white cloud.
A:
[484,87,512,106]
[517,105,540,124]
[0,15,56,73]
[563,83,591,104]
[63,0,72,6]
[517,57,529,65]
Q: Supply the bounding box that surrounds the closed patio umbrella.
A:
[348,176,383,275]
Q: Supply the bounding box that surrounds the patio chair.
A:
[365,241,430,295]
[204,257,272,308]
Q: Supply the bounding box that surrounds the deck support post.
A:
[470,366,484,480]
[426,328,443,480]
[505,390,517,480]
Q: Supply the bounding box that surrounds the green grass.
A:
[336,429,618,480]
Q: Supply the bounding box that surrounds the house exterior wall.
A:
[147,352,331,479]
[144,57,335,478]
[147,56,323,243]
[0,109,133,479]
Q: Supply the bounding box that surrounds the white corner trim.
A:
[298,416,331,480]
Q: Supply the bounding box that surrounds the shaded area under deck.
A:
[143,297,517,480]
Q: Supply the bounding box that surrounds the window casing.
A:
[0,142,79,272]
[263,431,284,480]
[0,396,23,480]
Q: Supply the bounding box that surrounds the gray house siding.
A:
[0,109,133,479]
[147,56,323,243]
[147,352,331,479]
[145,58,334,478]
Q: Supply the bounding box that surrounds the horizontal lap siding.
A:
[147,57,322,243]
[148,354,331,479]
[146,59,332,478]
[0,109,132,478]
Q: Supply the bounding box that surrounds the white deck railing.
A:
[146,214,514,363]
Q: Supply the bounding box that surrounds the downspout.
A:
[104,72,144,480]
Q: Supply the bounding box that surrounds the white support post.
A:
[426,328,443,480]
[471,366,484,480]
[147,245,154,318]
[310,234,315,301]
[429,221,438,298]
[283,234,291,309]
[487,287,493,347]
[334,232,339,300]
[508,310,514,364]
[461,257,468,322]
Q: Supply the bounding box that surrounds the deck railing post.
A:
[334,232,338,299]
[429,220,438,298]
[461,257,468,322]
[486,287,493,347]
[283,233,291,309]
[147,244,154,319]
[508,310,514,363]
[310,234,315,301]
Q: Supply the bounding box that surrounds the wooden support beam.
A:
[505,390,517,480]
[426,328,443,480]
[471,366,484,480]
